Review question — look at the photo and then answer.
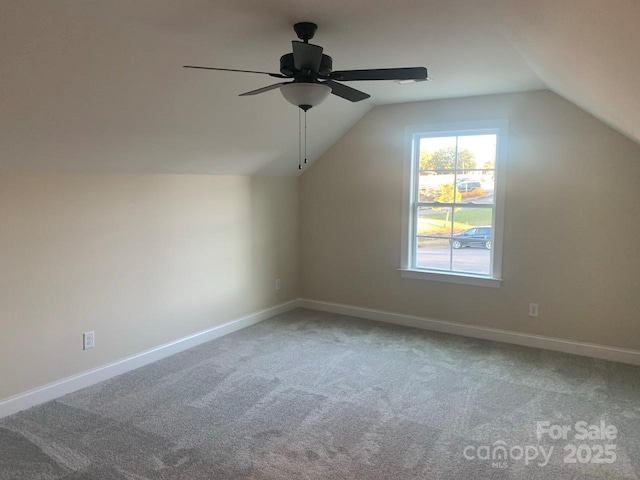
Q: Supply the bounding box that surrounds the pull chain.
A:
[298,108,302,170]
[304,109,308,165]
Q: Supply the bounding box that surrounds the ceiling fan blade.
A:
[292,41,323,73]
[183,66,287,78]
[330,67,428,82]
[323,80,370,102]
[239,82,290,96]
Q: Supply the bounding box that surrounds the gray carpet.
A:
[1,308,640,479]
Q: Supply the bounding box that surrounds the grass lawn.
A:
[418,208,492,235]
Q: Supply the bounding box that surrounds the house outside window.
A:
[401,120,508,288]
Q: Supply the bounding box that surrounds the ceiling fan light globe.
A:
[280,83,331,109]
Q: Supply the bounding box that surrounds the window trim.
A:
[400,119,508,287]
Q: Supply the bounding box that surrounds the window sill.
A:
[399,268,503,288]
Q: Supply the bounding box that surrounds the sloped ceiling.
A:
[0,0,636,176]
[490,0,640,146]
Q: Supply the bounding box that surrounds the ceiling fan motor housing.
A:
[293,22,318,42]
[280,53,333,77]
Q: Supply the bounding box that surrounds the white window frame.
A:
[400,119,508,288]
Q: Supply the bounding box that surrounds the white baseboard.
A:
[0,299,301,420]
[4,298,637,420]
[299,299,640,366]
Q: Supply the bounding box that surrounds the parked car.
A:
[456,180,482,192]
[450,226,492,249]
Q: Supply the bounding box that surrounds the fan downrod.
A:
[293,22,318,43]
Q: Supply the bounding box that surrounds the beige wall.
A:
[0,173,298,400]
[300,90,640,351]
[3,90,640,402]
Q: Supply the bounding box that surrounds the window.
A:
[400,120,507,288]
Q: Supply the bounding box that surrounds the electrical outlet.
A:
[275,279,281,290]
[528,303,539,318]
[83,331,95,350]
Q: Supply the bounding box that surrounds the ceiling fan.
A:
[184,22,428,111]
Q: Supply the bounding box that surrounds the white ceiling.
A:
[0,0,637,175]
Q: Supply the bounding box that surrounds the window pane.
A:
[454,170,495,205]
[417,206,493,273]
[417,206,453,237]
[455,176,485,204]
[419,136,457,171]
[416,237,451,270]
[451,207,493,235]
[452,244,491,275]
[453,239,491,275]
[418,172,462,203]
[457,134,496,171]
[450,206,493,274]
